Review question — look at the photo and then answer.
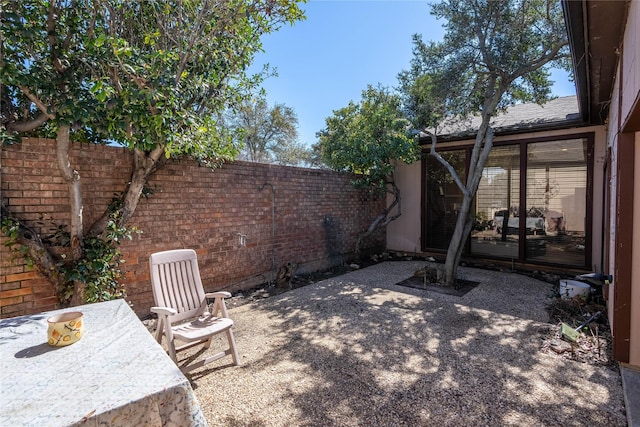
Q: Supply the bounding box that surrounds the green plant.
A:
[472,212,488,231]
[316,85,419,252]
[1,216,35,268]
[2,207,139,304]
[63,221,138,303]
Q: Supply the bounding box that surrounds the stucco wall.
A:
[605,0,640,366]
[607,1,640,366]
[607,70,620,331]
[621,1,640,128]
[386,160,421,253]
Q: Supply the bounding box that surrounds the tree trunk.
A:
[355,177,402,254]
[1,204,68,297]
[441,121,495,286]
[89,146,165,235]
[433,76,509,287]
[55,125,86,306]
[443,191,474,285]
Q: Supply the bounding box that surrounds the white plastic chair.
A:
[150,249,239,372]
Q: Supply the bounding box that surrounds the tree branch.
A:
[174,0,211,84]
[47,0,66,73]
[5,113,50,132]
[355,178,402,253]
[18,86,55,119]
[88,145,165,236]
[513,41,569,78]
[425,131,469,196]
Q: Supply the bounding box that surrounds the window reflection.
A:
[471,146,521,259]
[525,139,587,266]
[424,150,466,250]
[424,137,589,268]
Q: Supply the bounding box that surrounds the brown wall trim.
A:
[518,141,527,260]
[420,151,427,252]
[613,132,634,362]
[585,135,595,269]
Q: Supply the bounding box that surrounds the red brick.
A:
[2,302,33,316]
[0,295,24,307]
[30,297,59,311]
[0,282,21,291]
[0,287,33,299]
[2,137,385,318]
[5,271,39,282]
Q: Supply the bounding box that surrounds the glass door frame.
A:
[421,132,594,269]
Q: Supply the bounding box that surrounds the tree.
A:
[1,0,305,305]
[227,97,311,165]
[272,140,314,166]
[316,85,419,253]
[398,0,569,286]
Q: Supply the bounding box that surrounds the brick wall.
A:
[1,138,385,318]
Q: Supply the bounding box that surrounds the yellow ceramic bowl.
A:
[47,311,84,346]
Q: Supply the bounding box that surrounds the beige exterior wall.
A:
[388,126,607,268]
[621,1,640,129]
[605,0,640,366]
[387,160,422,253]
[607,54,621,337]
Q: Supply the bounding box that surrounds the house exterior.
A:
[388,0,639,371]
[570,0,639,371]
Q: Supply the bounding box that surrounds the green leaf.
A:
[95,33,107,48]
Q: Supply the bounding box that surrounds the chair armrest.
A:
[205,291,231,299]
[151,306,178,316]
[205,292,231,318]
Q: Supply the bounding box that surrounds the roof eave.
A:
[562,0,590,123]
[561,0,629,125]
[418,118,585,145]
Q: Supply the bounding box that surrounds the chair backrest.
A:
[150,249,207,322]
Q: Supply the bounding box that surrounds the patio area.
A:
[174,261,626,426]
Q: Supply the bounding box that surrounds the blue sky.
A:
[250,0,576,147]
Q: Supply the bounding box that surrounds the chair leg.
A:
[226,328,240,366]
[163,326,178,365]
[167,335,179,365]
[155,318,164,344]
[204,335,214,349]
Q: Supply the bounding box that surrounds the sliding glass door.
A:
[424,149,466,250]
[423,135,591,268]
[524,139,588,266]
[470,146,521,259]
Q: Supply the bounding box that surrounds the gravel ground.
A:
[159,261,626,426]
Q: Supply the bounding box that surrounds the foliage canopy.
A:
[1,0,306,304]
[317,85,418,194]
[316,85,419,252]
[227,97,312,165]
[398,0,570,130]
[2,0,306,165]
